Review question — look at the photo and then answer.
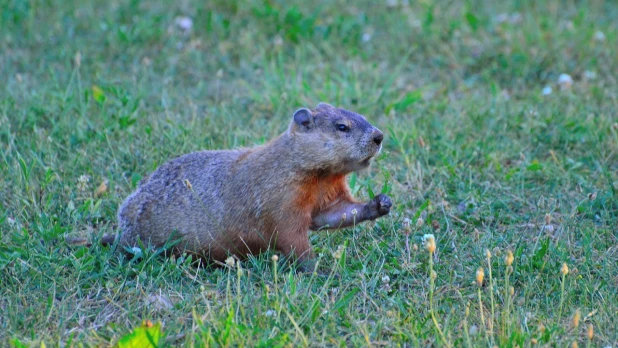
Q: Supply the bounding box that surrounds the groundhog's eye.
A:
[336,124,349,132]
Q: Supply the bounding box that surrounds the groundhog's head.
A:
[288,102,384,174]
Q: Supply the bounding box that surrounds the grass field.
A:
[1,0,617,346]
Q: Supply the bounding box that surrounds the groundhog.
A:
[113,102,391,270]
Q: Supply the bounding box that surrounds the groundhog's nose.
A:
[373,130,384,146]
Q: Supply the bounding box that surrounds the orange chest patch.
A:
[294,174,345,214]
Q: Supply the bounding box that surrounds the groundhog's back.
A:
[117,149,252,256]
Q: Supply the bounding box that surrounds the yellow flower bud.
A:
[505,250,514,267]
[561,263,569,276]
[430,270,437,281]
[427,241,436,254]
[424,234,436,254]
[225,256,235,267]
[476,267,485,286]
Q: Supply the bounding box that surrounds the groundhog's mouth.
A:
[360,155,375,167]
[362,147,381,163]
[357,146,381,167]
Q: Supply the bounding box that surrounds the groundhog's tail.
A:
[66,234,117,247]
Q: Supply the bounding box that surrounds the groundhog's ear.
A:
[292,108,314,130]
[317,102,335,109]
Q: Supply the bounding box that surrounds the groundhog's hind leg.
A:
[116,188,158,248]
[310,194,392,230]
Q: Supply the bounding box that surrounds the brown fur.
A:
[86,103,392,270]
[294,174,347,214]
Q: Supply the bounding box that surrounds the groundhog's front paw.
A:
[372,194,392,217]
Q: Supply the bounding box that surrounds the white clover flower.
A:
[593,30,605,42]
[558,74,573,90]
[77,174,90,191]
[469,325,478,336]
[542,86,553,96]
[175,16,193,32]
[494,13,509,24]
[7,217,18,228]
[333,245,344,259]
[131,247,143,256]
[544,224,555,233]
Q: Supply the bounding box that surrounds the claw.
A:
[374,194,392,216]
